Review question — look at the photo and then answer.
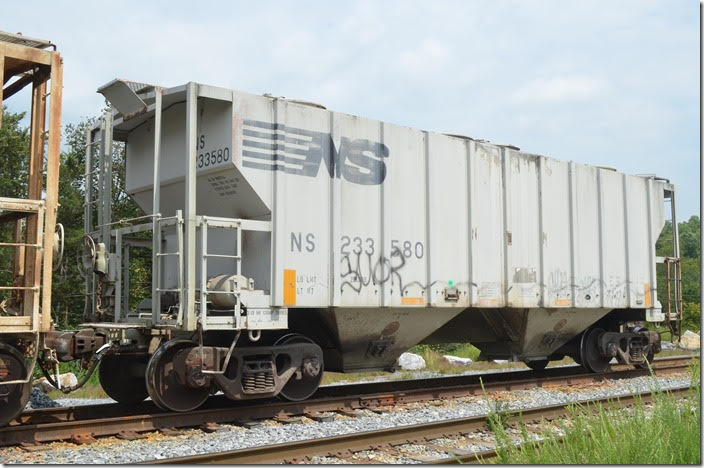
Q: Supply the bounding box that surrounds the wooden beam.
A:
[2,62,36,85]
[2,69,49,101]
[0,42,52,66]
[0,210,29,224]
[0,315,33,334]
[27,78,46,201]
[0,197,43,210]
[0,316,32,326]
[23,76,47,319]
[41,51,63,332]
[11,219,25,304]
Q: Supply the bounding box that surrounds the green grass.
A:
[483,361,701,464]
[320,370,390,385]
[444,343,482,361]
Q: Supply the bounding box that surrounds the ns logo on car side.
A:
[241,119,390,185]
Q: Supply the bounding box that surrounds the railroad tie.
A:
[328,449,355,459]
[409,454,446,463]
[19,442,48,452]
[70,433,95,445]
[237,419,265,429]
[335,408,359,418]
[304,411,336,422]
[199,422,224,433]
[273,415,306,425]
[369,442,402,456]
[158,427,187,437]
[116,430,147,441]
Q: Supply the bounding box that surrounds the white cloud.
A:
[512,76,606,103]
[396,38,454,76]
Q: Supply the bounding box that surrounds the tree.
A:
[0,108,29,198]
[1,107,150,328]
[0,109,30,308]
[52,118,148,327]
[656,216,701,333]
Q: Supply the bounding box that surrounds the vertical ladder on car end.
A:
[664,256,683,339]
[83,114,113,321]
[153,211,185,325]
[198,217,242,331]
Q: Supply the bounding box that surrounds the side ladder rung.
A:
[0,242,42,247]
[156,252,180,257]
[203,254,240,259]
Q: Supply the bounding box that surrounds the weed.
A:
[485,366,701,464]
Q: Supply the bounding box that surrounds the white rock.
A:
[492,359,509,364]
[33,372,78,392]
[661,341,675,350]
[397,352,426,370]
[441,355,473,366]
[678,330,700,350]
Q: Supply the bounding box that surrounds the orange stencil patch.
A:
[644,283,651,308]
[283,269,296,306]
[401,297,424,305]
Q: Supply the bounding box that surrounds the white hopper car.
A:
[61,80,680,412]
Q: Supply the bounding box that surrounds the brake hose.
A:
[40,344,111,394]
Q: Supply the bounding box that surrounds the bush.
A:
[408,342,481,360]
[682,301,700,333]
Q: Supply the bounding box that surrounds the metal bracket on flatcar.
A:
[366,337,395,358]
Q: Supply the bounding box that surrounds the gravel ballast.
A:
[24,387,61,410]
[0,373,693,464]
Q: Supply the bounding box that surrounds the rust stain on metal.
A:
[381,321,400,336]
[553,319,568,332]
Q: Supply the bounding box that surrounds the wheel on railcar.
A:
[274,333,324,401]
[146,340,210,412]
[99,354,149,403]
[0,344,31,426]
[579,327,611,373]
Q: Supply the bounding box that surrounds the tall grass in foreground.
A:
[484,360,701,464]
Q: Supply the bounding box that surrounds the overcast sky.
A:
[4,0,699,218]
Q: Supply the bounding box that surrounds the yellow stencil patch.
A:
[284,269,296,306]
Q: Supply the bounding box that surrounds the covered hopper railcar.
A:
[1,76,684,420]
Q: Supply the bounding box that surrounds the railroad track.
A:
[149,385,694,464]
[0,355,693,448]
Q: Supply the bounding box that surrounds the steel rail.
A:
[0,355,693,447]
[11,354,694,425]
[148,385,694,464]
